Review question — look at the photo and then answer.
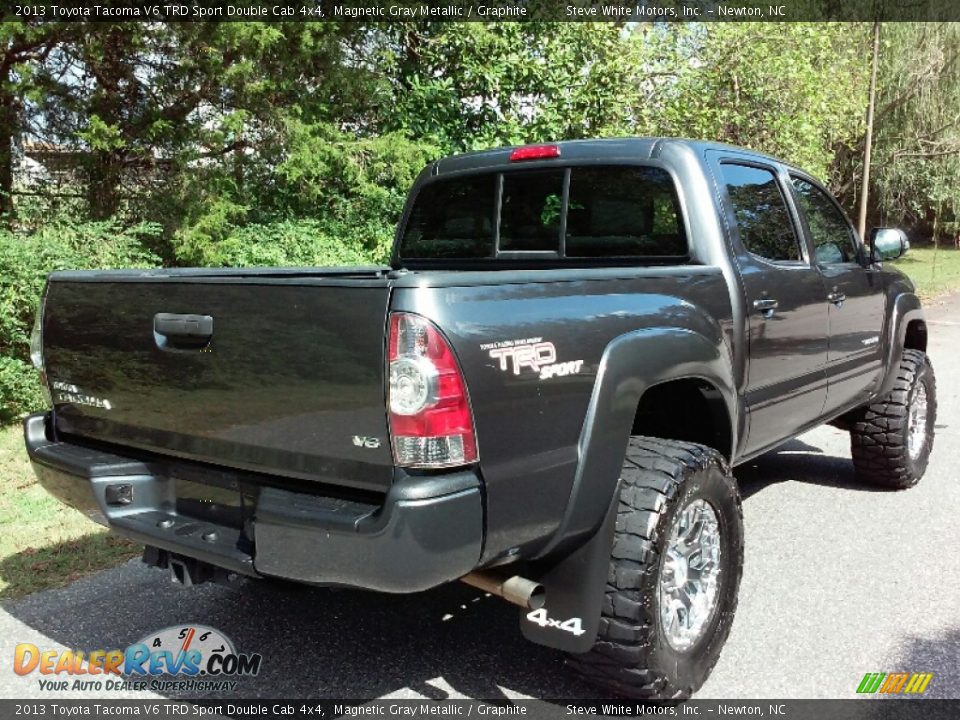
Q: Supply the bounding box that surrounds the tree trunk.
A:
[86,150,122,219]
[858,21,881,240]
[933,201,940,249]
[0,64,15,223]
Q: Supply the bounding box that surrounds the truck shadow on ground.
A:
[3,559,592,700]
[888,627,960,699]
[735,437,887,499]
[3,439,878,701]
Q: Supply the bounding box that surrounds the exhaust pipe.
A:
[461,571,545,610]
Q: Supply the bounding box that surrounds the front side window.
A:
[720,163,802,263]
[790,176,858,264]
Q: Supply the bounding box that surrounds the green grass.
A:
[0,424,138,599]
[892,245,960,301]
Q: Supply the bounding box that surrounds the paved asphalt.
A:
[2,299,959,703]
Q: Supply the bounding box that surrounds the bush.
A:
[177,218,387,268]
[171,126,438,268]
[0,356,47,422]
[0,219,161,423]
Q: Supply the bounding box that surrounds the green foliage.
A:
[659,23,867,184]
[27,22,381,220]
[173,124,438,267]
[180,219,381,268]
[171,195,251,266]
[76,114,125,151]
[381,23,677,151]
[0,218,160,421]
[1,23,70,217]
[381,23,866,186]
[0,356,45,425]
[871,23,960,236]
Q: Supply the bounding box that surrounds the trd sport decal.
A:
[481,337,584,380]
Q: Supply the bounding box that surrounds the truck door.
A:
[711,156,829,457]
[787,173,886,417]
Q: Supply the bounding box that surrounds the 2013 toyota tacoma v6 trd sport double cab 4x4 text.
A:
[24,138,935,698]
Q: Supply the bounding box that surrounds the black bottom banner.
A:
[1,699,958,720]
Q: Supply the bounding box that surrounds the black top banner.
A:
[6,0,960,22]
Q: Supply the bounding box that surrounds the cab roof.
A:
[430,137,783,177]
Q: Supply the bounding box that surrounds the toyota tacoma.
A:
[24,138,936,698]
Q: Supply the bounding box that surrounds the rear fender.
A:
[519,327,737,652]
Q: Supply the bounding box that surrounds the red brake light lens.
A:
[387,313,478,468]
[509,144,561,162]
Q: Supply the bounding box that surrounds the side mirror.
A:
[870,228,909,262]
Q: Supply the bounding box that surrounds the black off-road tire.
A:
[568,437,744,699]
[850,349,936,490]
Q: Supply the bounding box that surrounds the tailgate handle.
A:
[153,313,213,350]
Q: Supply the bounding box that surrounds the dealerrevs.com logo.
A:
[14,625,262,693]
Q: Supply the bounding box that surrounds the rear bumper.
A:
[24,412,484,592]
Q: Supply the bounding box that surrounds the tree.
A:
[378,23,681,152]
[0,21,72,221]
[869,23,960,238]
[30,22,376,222]
[377,23,868,188]
[659,23,868,186]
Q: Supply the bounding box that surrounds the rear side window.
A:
[566,167,685,257]
[720,163,802,262]
[398,165,686,262]
[400,174,497,259]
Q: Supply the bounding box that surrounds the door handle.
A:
[153,313,213,350]
[752,298,778,319]
[827,291,846,307]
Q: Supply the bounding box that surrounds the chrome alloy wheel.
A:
[659,499,722,651]
[908,383,929,461]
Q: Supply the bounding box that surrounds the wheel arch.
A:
[631,377,735,465]
[879,293,926,396]
[535,326,738,561]
[904,318,927,352]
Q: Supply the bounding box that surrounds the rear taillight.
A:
[387,312,477,468]
[29,304,44,371]
[30,290,51,406]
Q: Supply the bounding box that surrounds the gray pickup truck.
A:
[25,138,935,698]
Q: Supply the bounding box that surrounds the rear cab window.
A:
[400,174,498,259]
[499,170,565,252]
[398,165,688,265]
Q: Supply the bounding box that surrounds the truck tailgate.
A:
[41,269,394,492]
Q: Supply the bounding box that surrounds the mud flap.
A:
[519,480,621,653]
